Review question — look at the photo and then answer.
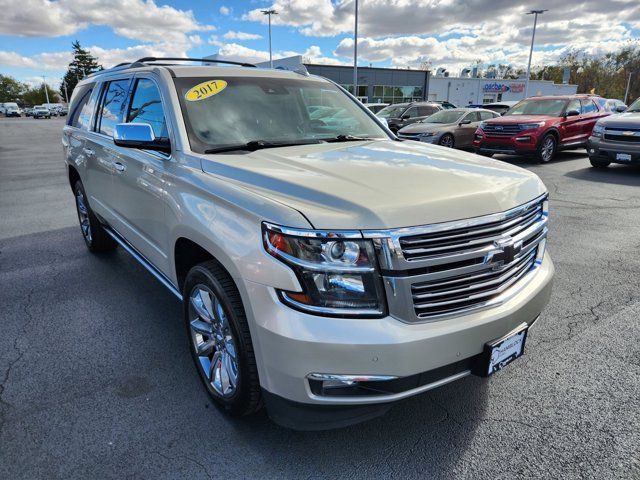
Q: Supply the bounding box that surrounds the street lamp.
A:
[42,75,50,104]
[624,71,634,105]
[261,9,278,69]
[524,9,547,99]
[353,0,358,99]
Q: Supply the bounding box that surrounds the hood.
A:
[398,122,450,134]
[198,140,546,230]
[487,114,557,124]
[599,112,640,128]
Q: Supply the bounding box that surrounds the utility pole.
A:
[261,9,278,68]
[624,71,633,105]
[353,0,358,99]
[524,9,547,99]
[42,75,50,104]
[63,81,69,104]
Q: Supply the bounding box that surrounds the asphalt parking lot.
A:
[1,116,639,479]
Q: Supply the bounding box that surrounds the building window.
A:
[340,84,368,98]
[372,85,422,104]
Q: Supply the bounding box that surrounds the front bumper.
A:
[239,254,554,428]
[587,136,640,164]
[473,133,538,155]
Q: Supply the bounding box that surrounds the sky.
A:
[1,0,639,89]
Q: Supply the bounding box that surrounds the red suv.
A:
[473,95,609,162]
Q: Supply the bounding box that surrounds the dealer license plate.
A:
[616,153,632,162]
[483,323,528,376]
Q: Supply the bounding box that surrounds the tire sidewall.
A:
[183,265,253,414]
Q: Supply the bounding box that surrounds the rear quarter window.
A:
[68,84,95,128]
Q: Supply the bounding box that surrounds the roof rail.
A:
[133,57,257,68]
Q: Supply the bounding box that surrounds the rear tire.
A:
[73,180,117,253]
[589,157,610,168]
[184,260,262,417]
[537,134,556,163]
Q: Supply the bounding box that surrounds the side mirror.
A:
[401,114,411,120]
[615,105,627,113]
[113,123,170,153]
[459,120,472,125]
[565,110,580,117]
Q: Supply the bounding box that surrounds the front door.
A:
[107,76,172,272]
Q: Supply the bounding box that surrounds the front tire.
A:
[73,180,117,253]
[590,157,610,168]
[184,261,262,416]
[537,134,556,163]
[439,133,455,148]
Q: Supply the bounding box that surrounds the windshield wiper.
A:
[204,139,321,154]
[322,134,374,143]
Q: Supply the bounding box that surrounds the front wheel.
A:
[439,133,455,148]
[537,134,556,163]
[590,157,610,168]
[184,261,262,416]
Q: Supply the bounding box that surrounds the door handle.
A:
[113,162,126,172]
[83,148,94,156]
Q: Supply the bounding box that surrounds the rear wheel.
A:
[589,157,610,168]
[73,180,117,253]
[537,134,556,163]
[439,133,455,148]
[184,261,262,416]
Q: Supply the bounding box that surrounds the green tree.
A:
[22,83,60,106]
[0,74,27,102]
[60,40,103,101]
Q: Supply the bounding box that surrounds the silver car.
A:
[63,58,553,430]
[397,108,499,148]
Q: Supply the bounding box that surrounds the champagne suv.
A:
[63,58,554,430]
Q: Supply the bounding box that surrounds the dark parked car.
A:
[376,102,444,133]
[473,95,610,162]
[588,97,640,168]
[398,108,500,149]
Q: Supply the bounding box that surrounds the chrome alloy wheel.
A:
[440,134,454,148]
[541,136,555,162]
[75,190,92,243]
[188,285,239,398]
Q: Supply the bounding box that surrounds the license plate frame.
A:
[478,323,529,377]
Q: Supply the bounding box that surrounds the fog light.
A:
[515,136,531,142]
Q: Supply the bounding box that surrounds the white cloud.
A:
[213,44,348,66]
[223,31,263,41]
[219,5,231,16]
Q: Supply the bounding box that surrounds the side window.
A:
[464,112,480,123]
[97,79,131,136]
[566,99,582,115]
[581,100,597,114]
[76,87,100,131]
[479,110,495,121]
[417,106,437,117]
[404,107,418,118]
[69,87,93,128]
[126,78,168,139]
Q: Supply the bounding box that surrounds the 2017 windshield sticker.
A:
[185,80,227,101]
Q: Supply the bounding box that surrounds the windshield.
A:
[376,104,407,118]
[627,98,640,112]
[421,110,464,124]
[504,99,568,116]
[174,76,387,153]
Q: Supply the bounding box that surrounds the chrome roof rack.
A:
[87,57,258,78]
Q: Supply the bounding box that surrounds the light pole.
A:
[42,75,50,104]
[524,9,547,99]
[353,0,358,99]
[261,9,278,68]
[63,81,69,104]
[624,71,634,104]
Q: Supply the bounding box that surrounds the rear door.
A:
[456,111,481,147]
[581,98,607,138]
[561,99,583,146]
[107,76,173,272]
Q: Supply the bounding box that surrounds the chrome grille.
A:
[482,124,523,136]
[366,194,548,322]
[604,128,640,143]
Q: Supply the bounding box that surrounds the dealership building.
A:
[240,55,578,106]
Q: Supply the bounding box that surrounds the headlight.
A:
[519,122,545,130]
[419,132,436,137]
[263,223,387,317]
[479,122,487,130]
[591,123,605,137]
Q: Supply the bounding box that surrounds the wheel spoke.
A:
[210,350,222,388]
[197,339,216,356]
[190,291,214,323]
[190,319,212,336]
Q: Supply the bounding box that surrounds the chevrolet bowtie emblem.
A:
[487,237,522,270]
[622,131,637,136]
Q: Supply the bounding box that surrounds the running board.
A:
[103,226,183,301]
